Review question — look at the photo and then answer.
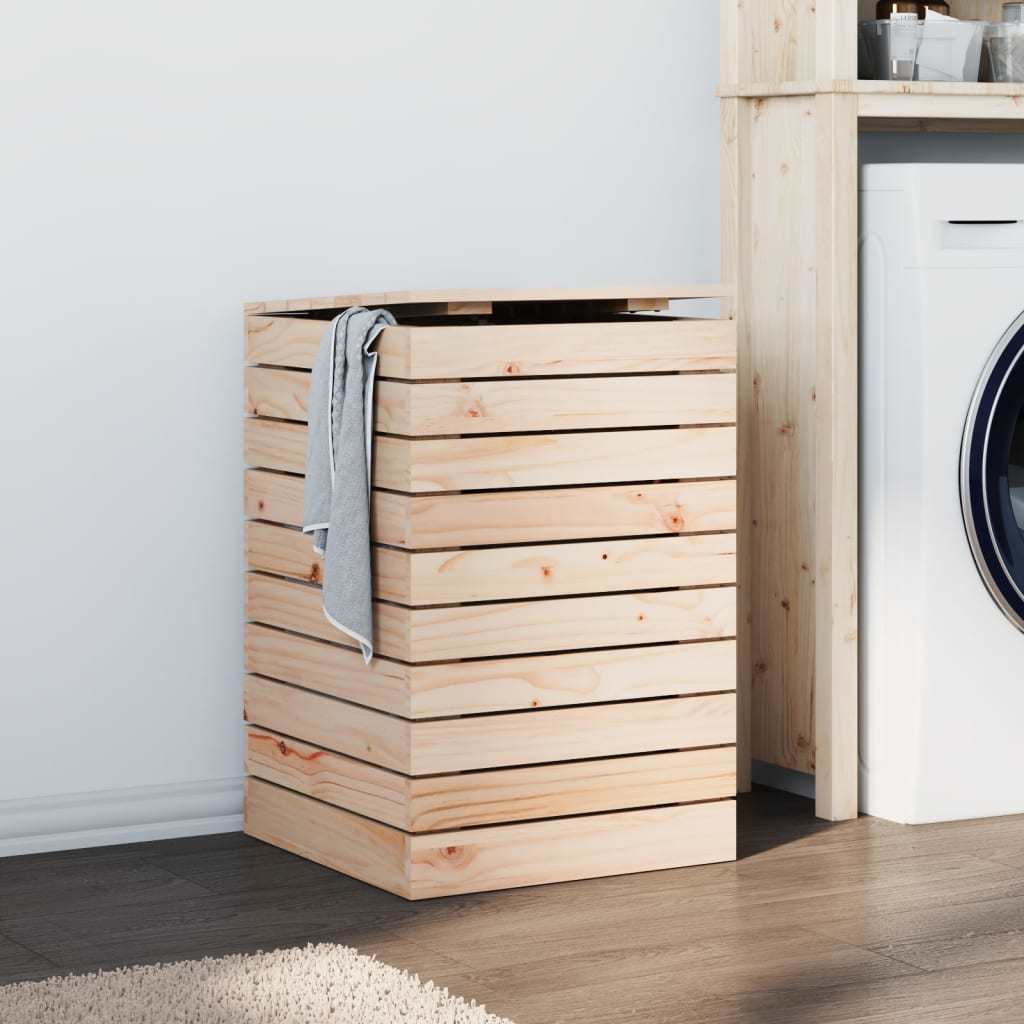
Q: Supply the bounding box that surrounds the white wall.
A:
[0,0,721,854]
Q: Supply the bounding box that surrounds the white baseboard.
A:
[0,777,244,858]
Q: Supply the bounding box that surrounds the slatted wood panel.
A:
[245,778,736,900]
[246,729,737,832]
[244,675,736,775]
[406,798,736,899]
[246,367,737,433]
[247,419,737,489]
[246,573,737,661]
[246,521,737,604]
[246,471,737,547]
[246,316,737,377]
[245,778,411,898]
[243,295,738,894]
[245,624,736,717]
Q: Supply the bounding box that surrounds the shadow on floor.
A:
[738,784,841,860]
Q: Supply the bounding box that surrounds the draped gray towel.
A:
[303,307,396,663]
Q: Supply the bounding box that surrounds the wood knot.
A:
[309,563,322,583]
[541,565,552,577]
[256,500,265,511]
[601,553,608,560]
[754,661,768,675]
[503,362,521,375]
[773,17,782,32]
[278,740,288,755]
[778,421,794,436]
[781,598,791,611]
[637,613,645,622]
[442,846,461,859]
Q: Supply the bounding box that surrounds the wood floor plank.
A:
[5,789,1024,1024]
[0,933,56,985]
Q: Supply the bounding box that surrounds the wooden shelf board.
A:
[719,80,1024,128]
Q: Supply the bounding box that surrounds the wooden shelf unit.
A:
[720,0,1024,823]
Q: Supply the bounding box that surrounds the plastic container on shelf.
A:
[1003,3,1024,23]
[986,22,1024,81]
[860,20,923,80]
[859,19,985,81]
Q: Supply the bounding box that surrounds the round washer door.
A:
[961,314,1024,634]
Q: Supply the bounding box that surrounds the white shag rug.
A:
[0,943,514,1024]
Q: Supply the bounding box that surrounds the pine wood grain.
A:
[246,315,736,376]
[246,730,736,831]
[245,418,736,488]
[245,521,737,604]
[243,675,735,775]
[245,623,736,717]
[246,572,736,661]
[246,778,735,900]
[247,368,737,433]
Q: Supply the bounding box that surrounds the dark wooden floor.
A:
[5,787,1024,1022]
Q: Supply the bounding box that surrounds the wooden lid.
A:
[245,284,730,317]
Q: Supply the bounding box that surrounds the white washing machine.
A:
[860,163,1024,824]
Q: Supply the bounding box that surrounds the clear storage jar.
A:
[986,22,1024,81]
[859,19,985,81]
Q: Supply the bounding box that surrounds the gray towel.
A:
[303,308,396,663]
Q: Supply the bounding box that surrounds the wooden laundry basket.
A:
[242,286,738,899]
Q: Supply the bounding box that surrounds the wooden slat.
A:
[246,624,736,717]
[246,419,737,489]
[244,675,735,775]
[402,532,736,602]
[246,316,326,370]
[245,470,305,525]
[407,746,735,832]
[244,284,730,316]
[377,374,737,435]
[246,521,736,604]
[408,799,736,898]
[243,521,408,602]
[384,319,736,381]
[247,729,737,831]
[244,675,410,773]
[246,778,735,899]
[244,623,411,717]
[247,471,737,548]
[376,428,737,493]
[372,479,736,547]
[246,316,736,376]
[248,368,737,433]
[246,573,737,661]
[245,778,411,899]
[244,418,306,474]
[246,366,308,421]
[246,728,412,830]
[410,693,737,775]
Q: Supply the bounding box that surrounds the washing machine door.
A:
[961,313,1024,634]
